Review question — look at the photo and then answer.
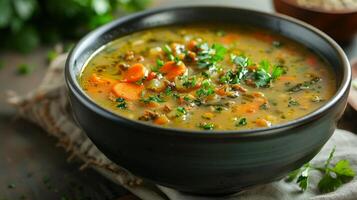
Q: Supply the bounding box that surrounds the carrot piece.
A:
[87,74,116,94]
[122,63,146,83]
[154,115,170,125]
[220,33,240,44]
[112,82,144,100]
[146,71,157,81]
[159,61,187,81]
[187,40,198,51]
[215,87,226,96]
[255,119,272,127]
[278,76,296,81]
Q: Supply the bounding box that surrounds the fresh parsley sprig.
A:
[197,43,227,70]
[286,147,356,193]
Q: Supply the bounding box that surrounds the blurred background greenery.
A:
[0,0,151,54]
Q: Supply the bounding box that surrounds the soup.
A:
[79,25,336,131]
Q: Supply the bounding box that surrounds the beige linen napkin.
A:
[8,55,357,200]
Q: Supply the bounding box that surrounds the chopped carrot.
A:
[154,115,170,125]
[220,33,240,44]
[215,87,226,96]
[87,74,116,93]
[248,65,258,71]
[278,76,296,81]
[159,61,187,81]
[255,119,271,127]
[187,40,198,51]
[112,82,144,100]
[146,71,157,81]
[122,63,146,83]
[233,97,267,114]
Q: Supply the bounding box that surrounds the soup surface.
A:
[80,25,336,131]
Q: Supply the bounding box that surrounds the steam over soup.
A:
[80,25,336,131]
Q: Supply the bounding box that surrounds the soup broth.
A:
[80,25,336,131]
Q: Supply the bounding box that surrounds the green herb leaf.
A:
[235,118,247,127]
[197,43,227,70]
[116,98,127,109]
[196,79,215,97]
[140,95,165,103]
[176,106,187,117]
[318,172,343,193]
[199,122,215,130]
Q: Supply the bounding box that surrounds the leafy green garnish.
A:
[199,122,215,130]
[235,118,247,127]
[288,97,300,107]
[180,75,197,88]
[196,79,215,97]
[286,147,355,193]
[140,95,165,103]
[197,43,227,70]
[156,59,164,67]
[175,106,187,117]
[288,77,321,93]
[116,98,127,109]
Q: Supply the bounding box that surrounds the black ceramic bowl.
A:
[65,6,351,194]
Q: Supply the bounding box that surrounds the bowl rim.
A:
[275,0,357,14]
[65,5,351,138]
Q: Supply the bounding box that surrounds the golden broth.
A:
[80,25,336,131]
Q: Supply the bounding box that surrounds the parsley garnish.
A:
[288,77,321,93]
[180,75,197,88]
[235,118,247,127]
[140,95,165,103]
[196,79,215,97]
[116,98,127,109]
[197,43,227,70]
[286,147,355,193]
[199,122,215,130]
[176,106,187,117]
[288,97,300,107]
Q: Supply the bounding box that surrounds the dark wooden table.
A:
[0,1,356,200]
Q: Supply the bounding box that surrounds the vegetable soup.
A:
[79,25,336,131]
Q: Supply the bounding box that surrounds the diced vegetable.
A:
[159,61,187,81]
[112,82,144,100]
[122,63,146,83]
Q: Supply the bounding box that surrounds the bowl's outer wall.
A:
[66,7,350,194]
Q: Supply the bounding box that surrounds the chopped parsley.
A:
[197,43,227,70]
[288,77,321,93]
[199,122,215,130]
[196,79,215,97]
[180,75,197,88]
[235,118,247,127]
[288,97,300,107]
[140,95,165,103]
[116,98,127,109]
[176,106,187,117]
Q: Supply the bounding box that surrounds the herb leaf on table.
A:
[286,147,356,193]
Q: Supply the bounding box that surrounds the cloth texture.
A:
[8,55,357,200]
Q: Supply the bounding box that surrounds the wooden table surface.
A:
[0,1,356,200]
